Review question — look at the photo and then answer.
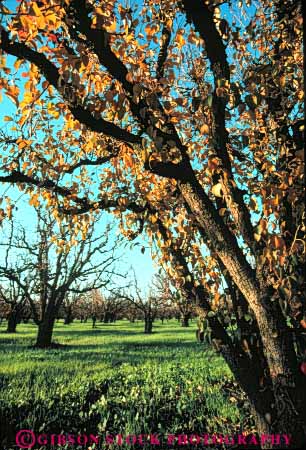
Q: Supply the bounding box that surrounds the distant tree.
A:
[0,211,119,347]
[61,290,84,325]
[100,295,126,323]
[123,302,141,323]
[122,272,171,334]
[0,297,10,326]
[0,280,27,333]
[154,272,194,327]
[72,292,93,323]
[68,288,126,325]
[175,292,193,328]
[0,223,31,333]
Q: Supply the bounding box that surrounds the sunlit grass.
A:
[0,319,250,449]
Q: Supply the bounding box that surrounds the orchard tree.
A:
[61,290,84,324]
[0,222,31,332]
[121,272,169,334]
[99,294,126,323]
[0,296,10,326]
[123,301,142,323]
[0,210,120,347]
[175,292,194,327]
[151,271,192,326]
[71,292,93,323]
[0,0,305,444]
[0,280,27,333]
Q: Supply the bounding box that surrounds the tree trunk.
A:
[64,307,73,325]
[210,332,306,449]
[103,312,110,323]
[6,310,19,333]
[35,314,56,348]
[244,375,305,449]
[181,314,190,327]
[144,317,153,334]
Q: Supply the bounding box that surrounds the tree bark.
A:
[180,179,297,359]
[64,307,73,325]
[144,317,153,334]
[181,314,190,327]
[246,377,306,449]
[103,312,111,323]
[35,312,56,348]
[6,310,20,333]
[157,199,306,446]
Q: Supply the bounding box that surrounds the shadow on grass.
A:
[53,328,143,337]
[19,341,203,368]
[53,325,196,339]
[0,339,204,371]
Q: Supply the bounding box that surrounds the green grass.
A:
[0,320,252,449]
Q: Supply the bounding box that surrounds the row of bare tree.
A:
[0,209,195,345]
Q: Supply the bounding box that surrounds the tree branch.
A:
[181,1,257,254]
[0,29,142,144]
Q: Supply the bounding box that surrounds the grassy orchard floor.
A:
[0,320,253,449]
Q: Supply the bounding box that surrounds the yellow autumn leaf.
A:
[45,13,58,26]
[20,15,30,31]
[32,2,42,17]
[219,208,227,216]
[29,194,40,207]
[14,59,23,70]
[105,19,117,33]
[176,34,185,48]
[6,205,13,220]
[18,140,31,149]
[22,161,30,171]
[279,75,286,88]
[200,124,210,134]
[211,183,223,198]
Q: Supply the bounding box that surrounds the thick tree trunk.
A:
[144,317,153,334]
[157,203,306,446]
[35,314,56,348]
[175,183,306,445]
[6,310,19,333]
[244,375,305,449]
[180,184,300,356]
[215,336,306,449]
